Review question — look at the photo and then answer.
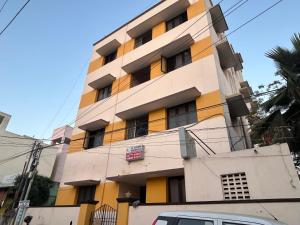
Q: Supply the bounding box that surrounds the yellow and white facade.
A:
[56,0,254,222]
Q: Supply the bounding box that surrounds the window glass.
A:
[77,185,96,204]
[104,51,117,65]
[131,66,150,87]
[167,101,197,129]
[166,11,188,31]
[223,222,251,225]
[177,218,214,225]
[126,115,148,139]
[85,129,105,149]
[97,84,112,101]
[168,176,186,203]
[135,30,152,48]
[167,49,192,72]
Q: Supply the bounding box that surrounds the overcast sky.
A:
[0,0,299,139]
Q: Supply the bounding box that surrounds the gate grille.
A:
[90,204,117,225]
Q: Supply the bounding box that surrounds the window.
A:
[77,185,96,204]
[223,222,251,225]
[167,101,197,129]
[168,176,186,203]
[131,66,151,87]
[177,218,214,225]
[126,115,148,139]
[221,172,250,200]
[104,50,117,65]
[135,30,152,48]
[167,49,192,72]
[0,115,4,125]
[97,84,112,101]
[84,129,105,149]
[166,11,188,31]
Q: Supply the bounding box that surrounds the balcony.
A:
[116,62,202,120]
[78,118,108,131]
[226,94,250,118]
[239,81,253,103]
[96,39,121,56]
[209,4,228,34]
[216,41,243,71]
[122,33,194,73]
[127,0,190,38]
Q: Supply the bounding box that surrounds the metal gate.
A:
[90,204,117,225]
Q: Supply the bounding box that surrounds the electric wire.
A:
[0,0,31,36]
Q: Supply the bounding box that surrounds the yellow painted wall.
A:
[111,74,132,95]
[79,90,98,109]
[117,39,135,57]
[55,186,78,205]
[103,121,126,144]
[152,22,166,38]
[77,203,96,225]
[116,202,129,225]
[187,0,206,20]
[196,90,224,121]
[94,182,119,209]
[146,177,168,203]
[150,59,163,79]
[149,108,167,133]
[68,132,86,153]
[191,36,214,62]
[88,57,104,74]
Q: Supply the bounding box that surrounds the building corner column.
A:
[77,201,98,225]
[116,197,137,225]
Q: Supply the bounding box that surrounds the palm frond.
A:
[262,87,290,111]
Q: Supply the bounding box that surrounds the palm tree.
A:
[252,33,300,153]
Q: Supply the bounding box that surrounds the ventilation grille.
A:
[221,172,250,200]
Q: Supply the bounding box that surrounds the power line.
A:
[52,0,245,135]
[64,0,280,133]
[0,0,8,14]
[0,0,31,36]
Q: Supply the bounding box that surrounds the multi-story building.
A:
[56,0,254,209]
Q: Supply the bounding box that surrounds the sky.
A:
[0,0,299,139]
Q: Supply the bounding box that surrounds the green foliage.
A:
[249,33,300,154]
[9,174,54,207]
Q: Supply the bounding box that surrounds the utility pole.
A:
[13,142,43,225]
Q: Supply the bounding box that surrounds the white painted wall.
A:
[0,131,58,187]
[23,206,79,225]
[61,116,231,187]
[128,202,300,225]
[184,144,300,202]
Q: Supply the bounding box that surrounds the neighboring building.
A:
[53,1,300,225]
[0,111,72,208]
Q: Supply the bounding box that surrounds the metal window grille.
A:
[221,172,250,200]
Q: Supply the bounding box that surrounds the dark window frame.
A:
[166,49,192,73]
[166,11,188,31]
[84,129,105,149]
[97,84,112,101]
[168,176,186,204]
[0,115,4,125]
[177,218,214,225]
[104,50,117,65]
[126,115,149,140]
[131,66,151,88]
[77,185,96,204]
[134,30,152,48]
[167,101,197,129]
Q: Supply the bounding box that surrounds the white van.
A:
[152,211,287,225]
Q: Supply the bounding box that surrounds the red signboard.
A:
[126,145,145,162]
